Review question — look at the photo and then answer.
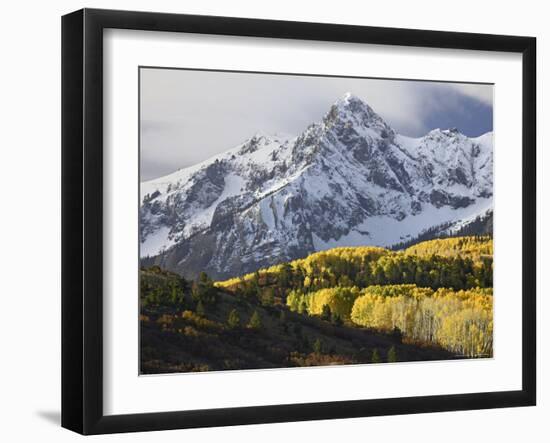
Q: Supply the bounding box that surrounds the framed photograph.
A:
[62,8,536,434]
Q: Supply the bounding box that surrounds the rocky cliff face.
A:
[140,93,493,280]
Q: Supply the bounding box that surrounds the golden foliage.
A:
[216,237,493,292]
[216,236,494,358]
[351,285,492,357]
[404,236,493,263]
[287,286,361,319]
[215,246,388,289]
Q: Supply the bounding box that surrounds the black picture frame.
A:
[62,8,536,435]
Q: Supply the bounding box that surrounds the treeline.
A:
[287,284,493,358]
[216,237,493,299]
[140,266,219,313]
[403,236,493,260]
[390,215,493,250]
[451,212,493,238]
[390,222,455,250]
[140,266,188,308]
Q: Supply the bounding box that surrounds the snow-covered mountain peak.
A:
[333,92,375,112]
[425,127,465,141]
[334,92,369,108]
[140,93,493,280]
[239,133,274,154]
[237,132,293,155]
[331,93,382,121]
[323,93,394,140]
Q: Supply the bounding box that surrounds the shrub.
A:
[247,311,262,330]
[387,346,397,362]
[313,338,323,354]
[227,309,240,330]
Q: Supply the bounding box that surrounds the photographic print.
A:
[139,68,494,375]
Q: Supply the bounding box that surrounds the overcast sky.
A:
[140,68,493,181]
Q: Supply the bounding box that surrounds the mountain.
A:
[140,93,493,280]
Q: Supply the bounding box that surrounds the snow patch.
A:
[313,198,493,251]
[183,173,245,235]
[260,198,276,230]
[140,226,174,257]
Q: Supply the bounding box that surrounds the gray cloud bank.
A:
[140,68,493,181]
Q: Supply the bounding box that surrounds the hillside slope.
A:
[140,267,455,374]
[141,236,493,373]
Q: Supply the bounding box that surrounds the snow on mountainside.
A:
[140,93,493,280]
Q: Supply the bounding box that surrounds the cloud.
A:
[449,84,494,106]
[140,68,493,180]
